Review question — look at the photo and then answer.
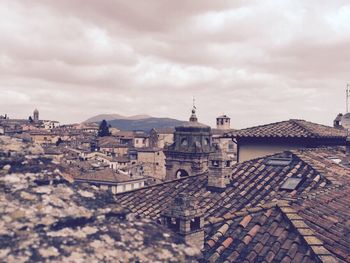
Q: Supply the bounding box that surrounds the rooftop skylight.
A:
[266,157,292,166]
[280,177,303,191]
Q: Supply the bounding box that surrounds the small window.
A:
[181,138,188,146]
[190,217,201,231]
[280,177,303,191]
[226,161,231,167]
[167,217,180,232]
[212,160,219,167]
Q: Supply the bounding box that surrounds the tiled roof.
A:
[73,168,134,183]
[292,185,350,262]
[115,148,350,221]
[235,119,347,139]
[115,146,350,262]
[202,204,321,262]
[203,199,342,263]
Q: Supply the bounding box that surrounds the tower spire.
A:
[189,97,198,122]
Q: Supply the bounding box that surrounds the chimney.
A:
[161,193,204,249]
[207,144,231,192]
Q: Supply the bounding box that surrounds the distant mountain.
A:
[84,114,152,123]
[108,117,187,131]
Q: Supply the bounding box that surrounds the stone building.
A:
[216,114,231,130]
[137,147,166,180]
[149,127,174,148]
[164,107,214,180]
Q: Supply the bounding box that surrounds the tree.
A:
[28,116,33,123]
[98,119,111,137]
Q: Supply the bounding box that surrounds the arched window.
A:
[176,169,189,178]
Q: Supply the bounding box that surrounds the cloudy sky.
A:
[0,0,349,128]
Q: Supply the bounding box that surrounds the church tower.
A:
[216,115,230,130]
[33,108,39,123]
[164,105,214,180]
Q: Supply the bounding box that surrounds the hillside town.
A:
[1,105,350,262]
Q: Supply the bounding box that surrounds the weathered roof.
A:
[116,147,350,221]
[203,203,321,263]
[235,119,347,139]
[73,168,137,184]
[115,146,350,262]
[202,194,346,263]
[295,185,350,262]
[0,136,199,262]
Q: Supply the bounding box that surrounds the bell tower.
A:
[216,115,230,130]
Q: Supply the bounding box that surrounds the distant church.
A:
[164,106,215,180]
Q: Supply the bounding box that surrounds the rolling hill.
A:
[84,114,189,131]
[107,117,187,131]
[84,114,152,123]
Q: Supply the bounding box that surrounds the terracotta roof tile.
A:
[235,119,347,139]
[115,146,350,262]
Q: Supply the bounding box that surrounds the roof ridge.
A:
[277,202,338,262]
[288,119,317,137]
[238,120,292,132]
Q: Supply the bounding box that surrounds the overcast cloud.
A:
[0,0,349,128]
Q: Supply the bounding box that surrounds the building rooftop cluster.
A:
[0,107,350,262]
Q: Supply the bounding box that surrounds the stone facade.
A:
[164,108,214,180]
[137,148,166,180]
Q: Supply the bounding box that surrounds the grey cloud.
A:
[0,0,349,128]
